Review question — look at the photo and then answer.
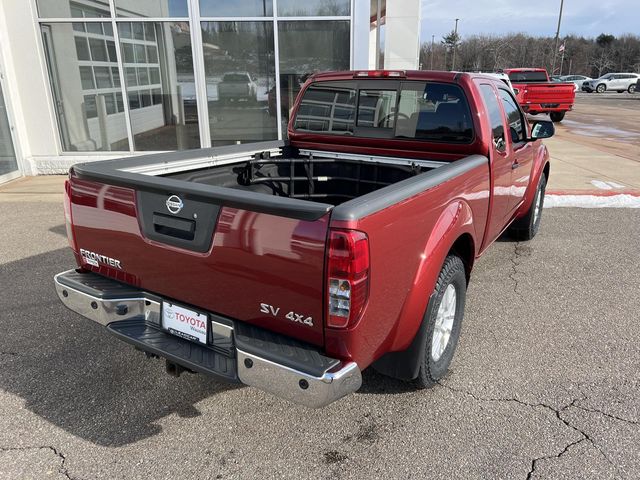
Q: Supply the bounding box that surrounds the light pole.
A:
[551,0,564,74]
[451,18,459,71]
[430,34,435,70]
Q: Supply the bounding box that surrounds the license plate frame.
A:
[162,302,208,345]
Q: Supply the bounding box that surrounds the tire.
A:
[629,84,636,94]
[509,173,547,241]
[549,111,565,122]
[413,255,467,389]
[596,84,606,93]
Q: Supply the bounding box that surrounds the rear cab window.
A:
[507,71,548,83]
[293,80,474,143]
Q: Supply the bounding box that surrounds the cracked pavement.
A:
[1,201,639,479]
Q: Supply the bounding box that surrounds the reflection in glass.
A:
[40,22,129,151]
[201,22,277,145]
[119,22,200,150]
[277,0,350,16]
[199,0,272,17]
[277,21,350,130]
[115,0,189,18]
[37,0,111,18]
[0,84,19,176]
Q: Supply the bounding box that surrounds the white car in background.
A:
[559,75,591,91]
[582,73,639,93]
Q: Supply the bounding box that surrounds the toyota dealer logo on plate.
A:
[166,195,184,214]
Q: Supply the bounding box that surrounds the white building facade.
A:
[0,0,420,182]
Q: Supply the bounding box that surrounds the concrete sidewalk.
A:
[1,134,639,202]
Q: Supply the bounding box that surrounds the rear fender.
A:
[388,199,475,354]
[516,143,550,219]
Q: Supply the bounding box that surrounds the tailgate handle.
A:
[152,213,195,241]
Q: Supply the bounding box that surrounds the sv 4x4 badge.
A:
[260,303,314,327]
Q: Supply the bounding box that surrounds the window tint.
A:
[498,89,525,143]
[395,82,473,142]
[294,84,356,134]
[479,84,504,151]
[357,90,397,128]
[293,81,473,143]
[507,71,548,82]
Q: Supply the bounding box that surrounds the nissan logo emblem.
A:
[166,195,184,214]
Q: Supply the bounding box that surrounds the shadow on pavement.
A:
[0,248,240,447]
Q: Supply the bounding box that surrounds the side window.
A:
[498,88,525,144]
[479,84,505,151]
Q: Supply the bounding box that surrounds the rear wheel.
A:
[414,255,466,388]
[596,84,606,93]
[629,84,636,93]
[549,111,565,122]
[509,173,547,241]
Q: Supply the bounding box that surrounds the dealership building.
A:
[0,0,420,183]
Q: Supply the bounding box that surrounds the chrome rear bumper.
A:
[54,269,361,408]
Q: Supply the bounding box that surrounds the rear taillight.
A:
[63,176,78,251]
[326,229,370,329]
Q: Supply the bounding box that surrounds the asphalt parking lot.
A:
[1,91,639,480]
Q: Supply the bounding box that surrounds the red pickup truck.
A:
[54,71,554,408]
[503,68,575,122]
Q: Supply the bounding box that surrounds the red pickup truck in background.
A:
[54,71,554,408]
[503,68,575,122]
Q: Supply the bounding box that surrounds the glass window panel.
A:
[152,88,162,104]
[201,21,277,146]
[277,21,349,130]
[293,85,355,134]
[128,91,140,109]
[115,0,189,17]
[41,23,128,151]
[103,23,113,36]
[119,22,200,150]
[277,0,350,16]
[86,22,103,35]
[37,0,110,18]
[137,67,149,85]
[84,95,97,119]
[0,84,19,176]
[89,38,108,61]
[72,23,85,32]
[125,67,138,86]
[134,44,147,63]
[79,66,95,89]
[122,43,135,63]
[356,90,397,128]
[149,67,161,85]
[120,23,132,39]
[132,23,144,40]
[104,93,117,115]
[106,40,118,62]
[116,92,124,112]
[147,45,159,64]
[141,90,152,107]
[144,24,156,42]
[74,37,90,61]
[199,0,273,17]
[94,66,113,88]
[112,67,121,87]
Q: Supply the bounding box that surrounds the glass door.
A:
[0,80,20,183]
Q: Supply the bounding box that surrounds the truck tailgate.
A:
[67,177,329,346]
[517,83,575,105]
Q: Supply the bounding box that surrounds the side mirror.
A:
[529,120,555,140]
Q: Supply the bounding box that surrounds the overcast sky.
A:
[420,0,638,43]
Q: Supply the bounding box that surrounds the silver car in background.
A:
[582,73,639,93]
[560,75,591,91]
